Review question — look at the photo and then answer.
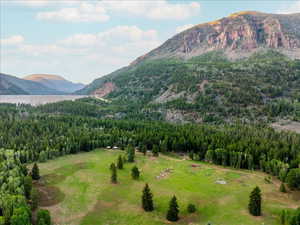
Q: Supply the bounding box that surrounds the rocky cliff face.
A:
[132,11,300,64]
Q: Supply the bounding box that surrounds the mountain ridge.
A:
[24,74,85,93]
[0,73,64,95]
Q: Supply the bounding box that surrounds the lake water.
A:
[0,95,89,106]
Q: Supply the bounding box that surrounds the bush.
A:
[131,166,140,180]
[37,209,51,225]
[286,168,300,190]
[187,203,196,213]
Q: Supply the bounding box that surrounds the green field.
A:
[36,149,299,225]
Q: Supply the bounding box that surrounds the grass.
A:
[36,149,299,225]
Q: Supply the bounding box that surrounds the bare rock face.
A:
[93,82,116,97]
[132,11,300,64]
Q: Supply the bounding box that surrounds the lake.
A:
[0,95,89,106]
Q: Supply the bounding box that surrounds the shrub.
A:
[187,203,196,213]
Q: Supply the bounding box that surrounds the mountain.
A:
[77,12,300,123]
[132,11,300,64]
[24,74,84,93]
[0,73,64,95]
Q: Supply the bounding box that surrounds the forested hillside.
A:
[78,51,300,123]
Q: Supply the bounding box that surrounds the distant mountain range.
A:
[0,73,84,95]
[24,74,84,93]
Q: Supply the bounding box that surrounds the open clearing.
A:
[272,120,300,134]
[36,149,299,225]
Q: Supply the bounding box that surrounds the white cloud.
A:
[104,0,201,20]
[175,24,195,33]
[33,0,200,23]
[278,1,300,14]
[60,34,98,46]
[10,0,81,7]
[37,2,109,22]
[60,26,158,47]
[147,2,200,20]
[0,35,24,45]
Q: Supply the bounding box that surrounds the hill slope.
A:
[24,74,84,93]
[0,73,64,95]
[77,12,300,123]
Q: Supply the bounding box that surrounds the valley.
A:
[36,149,298,225]
[1,6,300,225]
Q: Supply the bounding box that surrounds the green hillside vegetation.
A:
[79,51,300,123]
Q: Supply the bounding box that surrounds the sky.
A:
[1,0,300,84]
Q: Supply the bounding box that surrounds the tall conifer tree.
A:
[248,186,262,216]
[142,183,154,211]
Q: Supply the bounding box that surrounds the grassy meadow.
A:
[35,149,299,225]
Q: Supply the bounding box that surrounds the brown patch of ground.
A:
[35,182,65,207]
[179,213,199,225]
[271,120,300,134]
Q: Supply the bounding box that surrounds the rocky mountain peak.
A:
[132,12,300,65]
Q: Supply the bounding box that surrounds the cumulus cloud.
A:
[10,0,80,7]
[278,1,300,14]
[60,26,158,48]
[175,24,195,33]
[0,35,24,45]
[34,0,200,22]
[104,0,201,20]
[37,2,109,22]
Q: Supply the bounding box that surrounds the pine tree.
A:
[24,176,32,199]
[142,183,154,211]
[117,155,123,169]
[31,187,38,210]
[131,166,140,180]
[141,145,147,156]
[280,182,287,193]
[127,145,135,162]
[248,186,261,216]
[166,195,179,221]
[110,163,117,183]
[31,163,40,180]
[152,145,159,157]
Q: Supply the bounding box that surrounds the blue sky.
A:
[1,0,299,84]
